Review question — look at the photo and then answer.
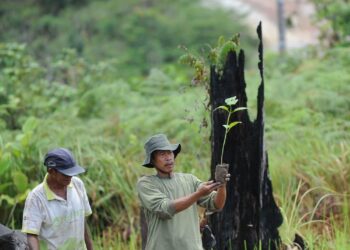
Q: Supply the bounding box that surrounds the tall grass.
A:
[263,47,350,249]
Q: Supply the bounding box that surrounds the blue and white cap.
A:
[44,148,85,176]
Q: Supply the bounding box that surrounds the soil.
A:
[215,163,229,183]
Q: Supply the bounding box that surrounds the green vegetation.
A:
[311,0,350,46]
[264,47,350,249]
[0,0,349,249]
[0,0,254,76]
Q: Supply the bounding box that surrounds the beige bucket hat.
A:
[142,134,181,168]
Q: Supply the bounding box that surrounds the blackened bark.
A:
[209,23,283,250]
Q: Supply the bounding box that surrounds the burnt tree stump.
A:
[209,23,283,250]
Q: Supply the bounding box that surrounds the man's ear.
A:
[47,168,55,174]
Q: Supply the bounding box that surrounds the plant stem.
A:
[220,107,232,164]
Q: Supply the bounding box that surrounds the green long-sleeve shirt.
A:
[137,173,218,250]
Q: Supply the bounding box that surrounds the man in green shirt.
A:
[137,134,230,250]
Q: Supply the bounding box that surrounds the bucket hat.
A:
[142,134,181,168]
[44,148,85,176]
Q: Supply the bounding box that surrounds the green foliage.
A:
[311,0,350,46]
[179,34,241,86]
[0,43,42,129]
[37,0,90,15]
[0,44,82,129]
[178,49,207,85]
[0,116,41,225]
[214,34,240,71]
[0,0,254,76]
[12,171,28,193]
[257,48,349,248]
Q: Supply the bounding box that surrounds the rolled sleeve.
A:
[82,188,92,217]
[137,177,176,220]
[197,191,219,212]
[22,192,44,235]
[190,175,220,212]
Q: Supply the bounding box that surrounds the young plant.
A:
[215,96,247,164]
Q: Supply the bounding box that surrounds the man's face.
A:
[48,168,72,186]
[152,150,175,175]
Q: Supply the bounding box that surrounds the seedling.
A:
[215,96,247,164]
[214,96,247,183]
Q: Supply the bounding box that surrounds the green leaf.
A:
[214,105,229,112]
[0,153,11,176]
[0,183,11,192]
[22,116,38,133]
[233,107,248,113]
[217,36,226,47]
[227,121,242,130]
[218,42,237,68]
[20,133,32,147]
[15,189,30,203]
[12,170,28,193]
[15,133,24,142]
[225,96,238,106]
[7,143,22,158]
[208,48,217,64]
[0,194,15,206]
[95,191,117,208]
[223,125,229,129]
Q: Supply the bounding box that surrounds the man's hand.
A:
[84,220,94,250]
[172,180,220,213]
[219,173,231,185]
[197,181,221,196]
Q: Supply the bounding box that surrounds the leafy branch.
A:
[178,34,240,86]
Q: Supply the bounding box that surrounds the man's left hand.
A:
[216,174,230,188]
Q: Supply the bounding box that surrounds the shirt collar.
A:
[43,174,73,201]
[156,172,175,179]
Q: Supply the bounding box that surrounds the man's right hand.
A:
[197,181,221,196]
[173,181,220,214]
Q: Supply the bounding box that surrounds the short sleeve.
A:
[137,177,176,220]
[73,177,92,216]
[22,192,44,235]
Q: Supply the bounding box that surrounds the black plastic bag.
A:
[202,225,216,250]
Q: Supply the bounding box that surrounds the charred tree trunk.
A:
[209,23,283,250]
